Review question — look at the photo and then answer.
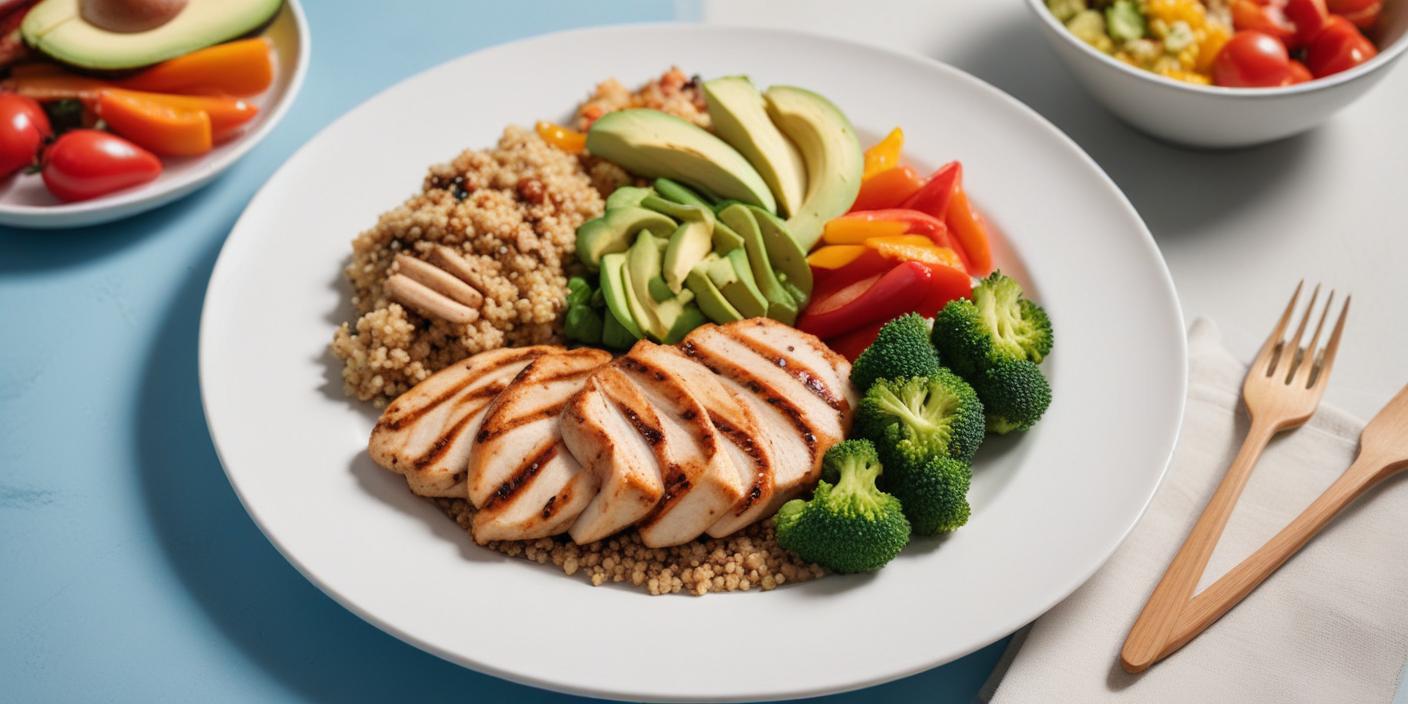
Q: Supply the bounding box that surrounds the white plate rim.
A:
[198,22,1188,701]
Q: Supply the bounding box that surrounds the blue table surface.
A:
[0,2,1008,701]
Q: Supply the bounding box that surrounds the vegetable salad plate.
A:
[200,24,1186,701]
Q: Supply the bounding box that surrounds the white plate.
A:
[200,24,1185,702]
[0,0,309,229]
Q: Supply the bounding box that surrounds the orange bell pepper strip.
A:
[821,217,907,245]
[807,245,867,270]
[862,127,903,179]
[119,38,274,96]
[535,121,586,154]
[96,91,212,156]
[866,237,966,270]
[850,165,923,212]
[946,185,994,275]
[106,89,258,142]
[831,208,973,274]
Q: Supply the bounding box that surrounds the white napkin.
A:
[985,319,1408,704]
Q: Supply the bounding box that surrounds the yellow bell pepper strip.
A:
[95,90,213,156]
[535,121,586,154]
[830,208,974,274]
[850,165,923,212]
[866,237,966,270]
[807,244,867,270]
[862,127,904,179]
[118,38,274,96]
[821,217,908,245]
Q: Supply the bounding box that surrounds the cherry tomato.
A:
[1287,59,1314,83]
[1329,0,1381,30]
[1285,0,1330,46]
[41,129,162,202]
[1306,16,1379,77]
[1213,31,1293,87]
[1232,0,1296,45]
[0,93,50,177]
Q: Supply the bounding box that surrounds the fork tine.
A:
[1309,295,1351,389]
[1280,283,1321,382]
[1257,281,1303,376]
[1294,290,1335,387]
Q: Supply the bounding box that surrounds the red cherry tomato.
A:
[1232,0,1296,44]
[1306,16,1379,77]
[41,129,162,202]
[1213,31,1293,87]
[1339,2,1382,30]
[0,93,51,177]
[1285,0,1330,46]
[1287,59,1314,83]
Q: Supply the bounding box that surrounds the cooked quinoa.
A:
[576,66,708,131]
[438,499,825,595]
[331,126,603,403]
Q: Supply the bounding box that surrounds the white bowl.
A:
[0,0,309,228]
[1025,0,1408,147]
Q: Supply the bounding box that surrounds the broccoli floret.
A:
[849,313,942,392]
[775,440,910,573]
[882,455,972,536]
[856,370,986,467]
[936,271,1052,367]
[977,357,1053,434]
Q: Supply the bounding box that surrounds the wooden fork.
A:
[1121,282,1350,673]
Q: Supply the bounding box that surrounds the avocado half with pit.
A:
[23,0,283,70]
[586,109,778,214]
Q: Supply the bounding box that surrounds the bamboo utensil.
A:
[1121,282,1350,673]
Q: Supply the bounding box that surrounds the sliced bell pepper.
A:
[536,120,586,154]
[867,238,965,270]
[862,127,904,179]
[850,165,923,212]
[901,161,961,222]
[106,89,258,142]
[826,320,887,362]
[916,262,974,315]
[946,185,994,275]
[2,72,105,101]
[832,208,972,273]
[95,91,212,156]
[119,38,274,96]
[798,262,934,339]
[807,244,867,270]
[821,217,907,245]
[811,248,895,295]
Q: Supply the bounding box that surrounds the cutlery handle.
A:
[1120,418,1278,673]
[1164,454,1392,654]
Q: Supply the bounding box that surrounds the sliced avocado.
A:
[647,275,675,303]
[687,262,744,324]
[662,219,712,293]
[704,254,738,289]
[763,86,863,251]
[718,247,768,320]
[654,178,713,207]
[703,76,808,218]
[624,232,664,339]
[586,109,777,213]
[746,205,813,302]
[717,204,798,325]
[711,220,745,255]
[641,195,710,224]
[600,252,643,340]
[576,206,676,270]
[601,306,640,350]
[23,0,283,71]
[661,302,708,345]
[605,186,655,210]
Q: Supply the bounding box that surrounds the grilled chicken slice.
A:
[638,344,776,539]
[368,346,557,497]
[681,319,854,512]
[560,365,666,545]
[615,342,748,547]
[468,348,612,543]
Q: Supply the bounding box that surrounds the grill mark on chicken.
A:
[637,464,693,528]
[411,410,477,469]
[711,414,766,515]
[541,483,574,520]
[610,393,664,447]
[729,332,844,412]
[483,442,559,510]
[375,349,542,431]
[680,340,820,458]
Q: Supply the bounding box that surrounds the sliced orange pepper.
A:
[862,127,903,180]
[866,238,965,270]
[105,89,258,142]
[96,91,212,156]
[807,245,867,270]
[535,121,586,154]
[821,217,907,245]
[946,186,994,275]
[851,165,923,212]
[119,38,274,96]
[2,73,106,101]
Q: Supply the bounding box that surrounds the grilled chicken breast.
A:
[560,365,666,545]
[633,344,776,539]
[681,319,854,513]
[468,348,611,543]
[616,342,748,547]
[367,346,556,497]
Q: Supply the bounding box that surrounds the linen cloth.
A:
[987,319,1408,703]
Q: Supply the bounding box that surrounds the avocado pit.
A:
[80,0,187,33]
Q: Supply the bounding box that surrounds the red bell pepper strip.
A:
[900,161,961,222]
[798,262,936,339]
[811,247,895,297]
[916,261,974,315]
[945,186,993,275]
[827,320,887,362]
[850,165,923,212]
